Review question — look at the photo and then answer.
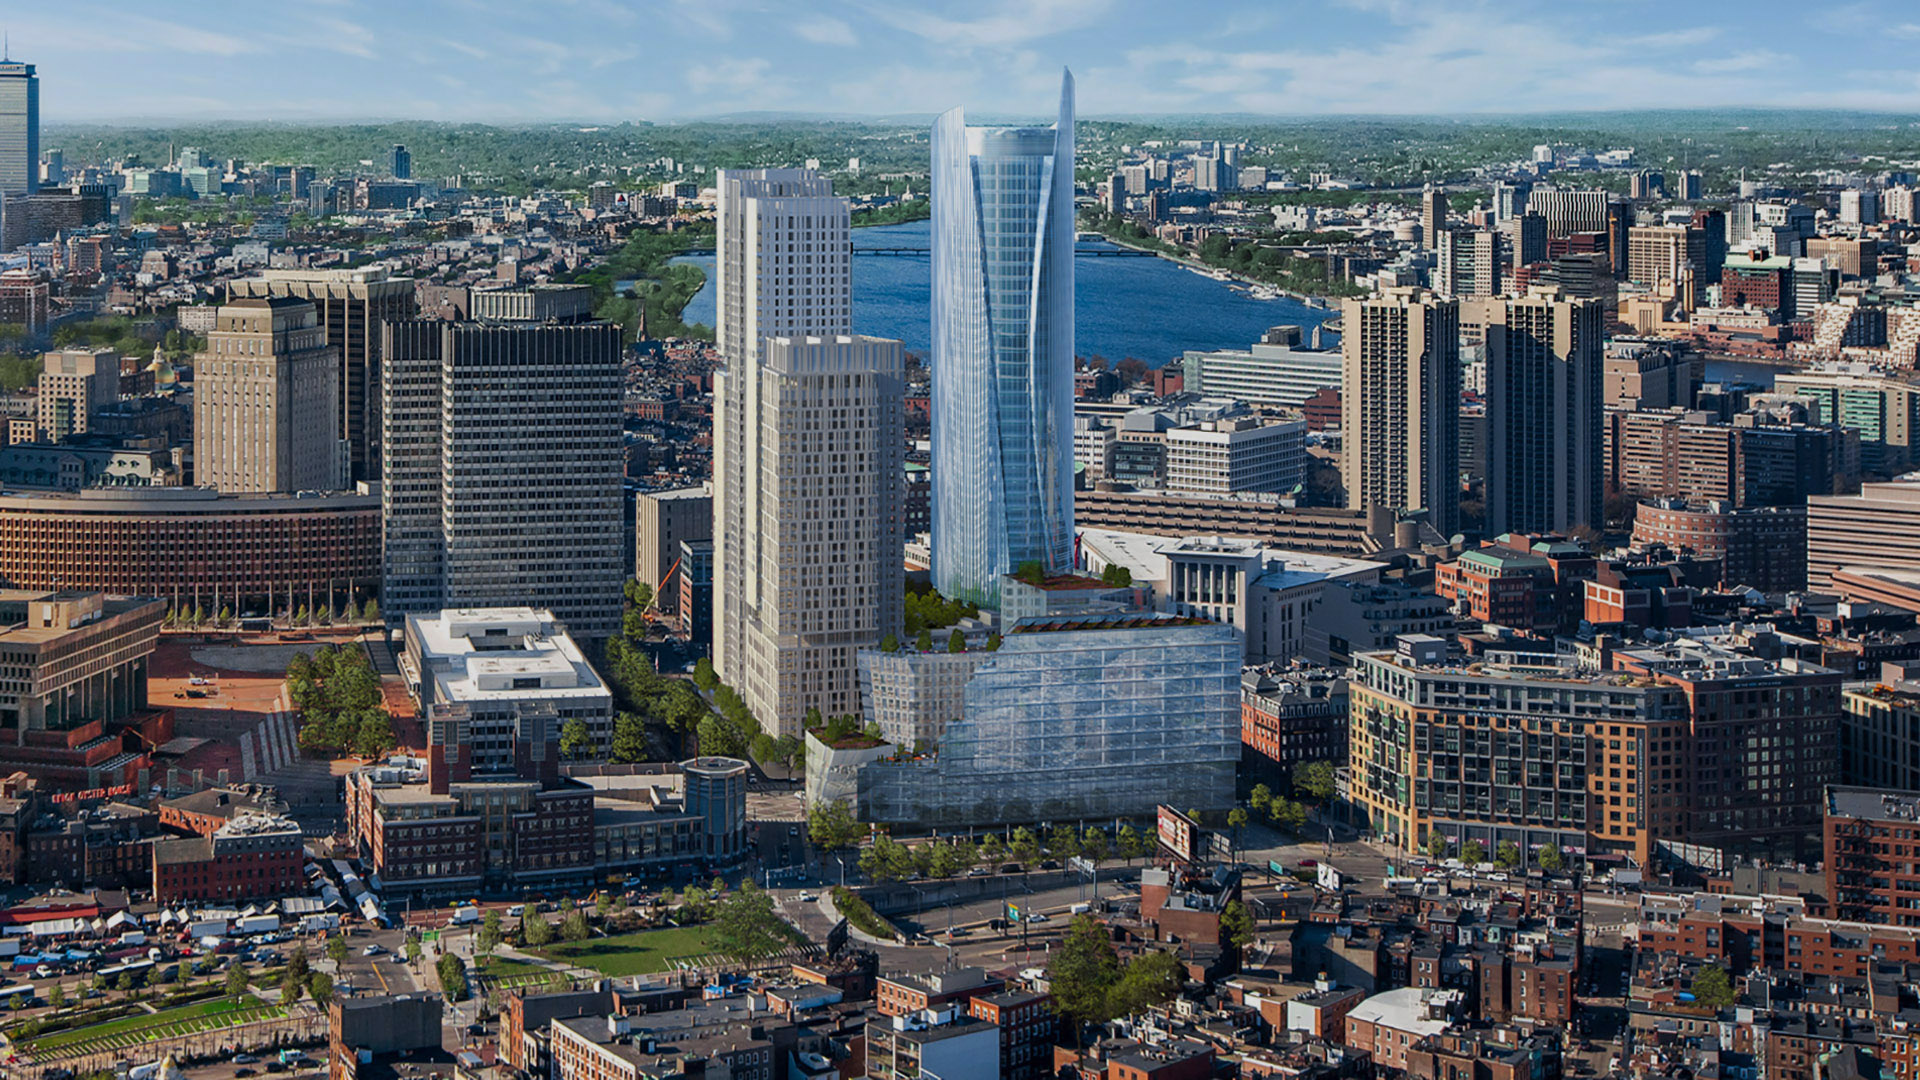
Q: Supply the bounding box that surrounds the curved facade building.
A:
[0,487,380,613]
[930,70,1076,607]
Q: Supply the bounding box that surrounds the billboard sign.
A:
[1157,805,1199,863]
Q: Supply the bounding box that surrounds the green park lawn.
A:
[531,926,722,976]
[21,996,283,1055]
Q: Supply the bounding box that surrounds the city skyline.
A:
[4,0,1920,122]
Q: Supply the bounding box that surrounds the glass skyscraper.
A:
[0,60,38,196]
[929,70,1076,607]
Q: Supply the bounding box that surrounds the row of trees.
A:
[166,600,379,629]
[601,636,709,760]
[814,814,1163,884]
[291,645,396,758]
[1424,834,1569,874]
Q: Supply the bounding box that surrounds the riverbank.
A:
[573,226,715,341]
[1077,214,1353,308]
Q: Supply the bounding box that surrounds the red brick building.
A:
[969,988,1056,1080]
[1824,786,1920,926]
[875,966,999,1018]
[157,787,286,837]
[151,813,303,903]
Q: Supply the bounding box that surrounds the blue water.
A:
[671,219,1338,366]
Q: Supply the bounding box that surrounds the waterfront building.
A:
[850,613,1241,827]
[193,297,345,494]
[227,268,418,484]
[1342,287,1461,535]
[380,303,625,644]
[403,608,613,763]
[1165,417,1307,495]
[1482,289,1606,535]
[930,71,1077,607]
[1180,328,1342,409]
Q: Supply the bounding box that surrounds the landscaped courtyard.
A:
[530,926,723,976]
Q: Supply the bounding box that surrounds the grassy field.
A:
[532,926,722,976]
[21,996,286,1056]
[475,957,566,991]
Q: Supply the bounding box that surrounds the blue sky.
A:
[13,0,1920,122]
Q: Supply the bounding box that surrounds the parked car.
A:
[234,1055,260,1065]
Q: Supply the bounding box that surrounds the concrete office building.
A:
[1774,364,1920,478]
[1807,481,1920,593]
[853,613,1241,826]
[678,756,748,863]
[380,304,625,643]
[1503,212,1547,274]
[193,298,345,494]
[1605,338,1700,410]
[1436,228,1501,299]
[1525,188,1610,239]
[1839,679,1920,797]
[722,335,907,737]
[403,608,613,764]
[1166,417,1307,495]
[1342,287,1461,535]
[0,61,36,199]
[1421,186,1449,250]
[1300,579,1454,667]
[1483,290,1606,535]
[35,348,119,443]
[0,590,162,741]
[930,72,1077,606]
[1180,328,1342,409]
[633,485,710,618]
[711,168,856,728]
[228,268,417,484]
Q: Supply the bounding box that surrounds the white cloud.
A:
[866,0,1115,50]
[793,16,857,46]
[1692,50,1788,74]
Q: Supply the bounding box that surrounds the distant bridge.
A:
[672,245,1154,258]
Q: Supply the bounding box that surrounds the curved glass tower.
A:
[930,70,1076,608]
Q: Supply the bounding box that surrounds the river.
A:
[668,221,1795,386]
[670,219,1339,364]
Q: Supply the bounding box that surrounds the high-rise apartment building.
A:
[193,298,344,494]
[0,61,36,197]
[380,299,625,644]
[710,168,889,734]
[725,335,906,735]
[1436,228,1501,298]
[1341,287,1461,535]
[1525,188,1610,238]
[930,71,1076,607]
[1503,212,1547,274]
[35,347,119,443]
[228,268,418,484]
[1420,186,1449,250]
[1482,290,1605,535]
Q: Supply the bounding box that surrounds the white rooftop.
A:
[1347,987,1454,1038]
[407,608,609,704]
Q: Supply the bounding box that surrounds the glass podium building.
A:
[854,613,1242,827]
[929,70,1077,608]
